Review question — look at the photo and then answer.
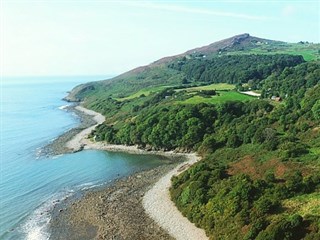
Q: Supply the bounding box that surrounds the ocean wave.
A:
[20,190,74,240]
[35,148,43,159]
[19,181,104,240]
[21,202,51,240]
[51,154,63,160]
[77,181,105,191]
[58,105,70,110]
[49,137,58,143]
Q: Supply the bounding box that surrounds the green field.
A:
[225,42,320,61]
[178,91,255,104]
[181,83,235,92]
[116,85,168,101]
[249,49,319,61]
[249,43,320,61]
[117,83,235,102]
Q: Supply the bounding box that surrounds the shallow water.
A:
[0,76,167,240]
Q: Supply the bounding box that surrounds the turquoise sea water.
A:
[0,76,167,240]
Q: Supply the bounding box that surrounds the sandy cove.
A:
[64,105,208,240]
[66,106,106,152]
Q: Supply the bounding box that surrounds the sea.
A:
[0,76,167,240]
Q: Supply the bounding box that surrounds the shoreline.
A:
[49,164,179,240]
[49,104,208,239]
[143,153,208,240]
[66,106,106,152]
[42,104,97,156]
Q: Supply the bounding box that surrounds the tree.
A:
[312,99,320,120]
[262,128,278,150]
[226,133,241,148]
[182,77,189,84]
[180,117,205,149]
[199,134,218,153]
[286,171,303,193]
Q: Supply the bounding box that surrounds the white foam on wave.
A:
[35,149,43,159]
[49,137,58,143]
[77,182,94,188]
[20,181,104,240]
[58,105,70,110]
[78,182,105,191]
[20,191,74,240]
[51,154,63,160]
[21,202,52,240]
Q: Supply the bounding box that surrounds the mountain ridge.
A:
[124,33,280,75]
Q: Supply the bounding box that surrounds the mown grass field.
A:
[225,43,320,61]
[116,85,168,101]
[117,83,236,102]
[179,83,235,92]
[178,90,255,104]
[249,49,319,61]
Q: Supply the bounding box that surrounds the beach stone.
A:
[49,164,179,240]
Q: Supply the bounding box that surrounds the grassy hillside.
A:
[179,83,235,91]
[178,91,255,105]
[66,34,320,239]
[65,34,319,103]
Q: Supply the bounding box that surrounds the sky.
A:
[1,0,319,77]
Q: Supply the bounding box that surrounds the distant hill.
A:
[66,33,319,102]
[150,33,279,66]
[119,33,280,75]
